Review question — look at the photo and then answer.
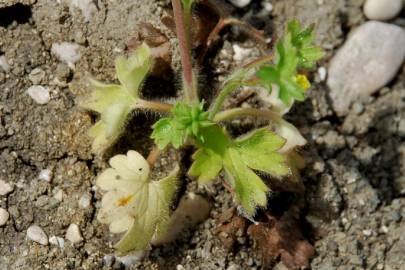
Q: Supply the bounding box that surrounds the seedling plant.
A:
[81,0,324,254]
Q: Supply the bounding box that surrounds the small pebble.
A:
[318,67,327,81]
[27,225,48,245]
[229,0,251,8]
[0,208,10,226]
[362,229,373,236]
[49,235,65,248]
[53,189,64,201]
[0,55,11,72]
[51,42,81,68]
[78,193,91,209]
[28,68,45,84]
[115,251,145,267]
[0,179,14,196]
[103,254,115,267]
[66,223,83,244]
[364,0,402,21]
[232,44,252,62]
[39,169,53,182]
[27,85,50,105]
[262,1,273,12]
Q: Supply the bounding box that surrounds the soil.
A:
[0,0,404,269]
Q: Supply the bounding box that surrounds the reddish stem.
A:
[171,0,197,103]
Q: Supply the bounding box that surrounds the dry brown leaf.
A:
[247,209,315,269]
[127,22,172,79]
[215,207,248,250]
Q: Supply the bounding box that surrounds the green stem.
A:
[171,0,198,104]
[208,81,240,119]
[213,107,282,123]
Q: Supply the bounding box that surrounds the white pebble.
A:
[364,0,402,21]
[0,179,14,196]
[69,0,98,22]
[116,251,145,267]
[327,21,405,114]
[0,208,9,226]
[51,42,81,68]
[362,229,373,236]
[262,2,273,12]
[39,169,53,182]
[78,193,91,209]
[49,235,65,248]
[229,0,251,8]
[0,55,11,72]
[66,223,83,244]
[317,67,327,81]
[27,225,48,245]
[232,44,253,62]
[27,86,50,105]
[380,225,389,234]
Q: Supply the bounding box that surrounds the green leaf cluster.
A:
[151,101,213,149]
[189,126,289,216]
[81,44,152,153]
[256,20,324,105]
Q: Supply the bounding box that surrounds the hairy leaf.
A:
[151,118,186,149]
[96,150,179,254]
[235,128,289,177]
[288,20,325,68]
[189,126,289,216]
[188,148,223,183]
[81,44,152,154]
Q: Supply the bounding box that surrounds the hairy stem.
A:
[133,99,173,113]
[172,0,198,103]
[213,107,282,122]
[208,81,240,119]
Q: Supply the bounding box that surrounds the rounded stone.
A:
[327,21,405,115]
[27,225,48,245]
[364,0,402,21]
[0,208,10,226]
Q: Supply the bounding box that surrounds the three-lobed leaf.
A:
[189,126,290,216]
[81,43,152,154]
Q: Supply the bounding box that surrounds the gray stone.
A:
[28,68,45,84]
[327,21,405,115]
[27,225,48,245]
[364,0,402,21]
[49,235,65,248]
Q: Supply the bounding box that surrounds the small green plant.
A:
[81,0,324,254]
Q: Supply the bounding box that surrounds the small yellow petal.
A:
[295,74,311,90]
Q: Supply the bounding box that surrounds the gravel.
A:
[327,21,405,115]
[51,42,81,68]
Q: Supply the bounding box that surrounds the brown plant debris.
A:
[247,209,315,269]
[215,207,248,250]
